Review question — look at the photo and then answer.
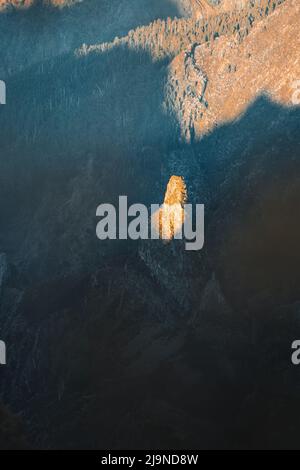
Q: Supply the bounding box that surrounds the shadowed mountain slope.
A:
[0,0,299,451]
[0,0,181,77]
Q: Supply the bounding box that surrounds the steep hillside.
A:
[166,0,299,140]
[0,0,181,77]
[0,0,299,451]
[78,0,285,60]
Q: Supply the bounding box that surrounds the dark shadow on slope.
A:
[0,45,178,278]
[0,42,300,449]
[189,97,300,309]
[0,0,181,77]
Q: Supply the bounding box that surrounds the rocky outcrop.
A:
[152,175,187,240]
[166,43,209,142]
[139,176,209,312]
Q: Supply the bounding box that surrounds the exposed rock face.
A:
[152,175,187,240]
[166,43,209,142]
[140,175,208,313]
[166,0,299,140]
[163,175,187,206]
